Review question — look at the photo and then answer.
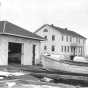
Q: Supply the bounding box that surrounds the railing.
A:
[70,43,84,47]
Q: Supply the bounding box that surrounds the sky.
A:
[0,0,88,43]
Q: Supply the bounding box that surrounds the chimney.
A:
[65,28,67,30]
[52,24,53,26]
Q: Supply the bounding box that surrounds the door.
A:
[0,42,8,65]
[23,43,33,65]
[74,48,75,56]
[32,45,36,65]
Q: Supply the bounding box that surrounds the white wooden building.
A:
[35,24,86,56]
[0,20,45,65]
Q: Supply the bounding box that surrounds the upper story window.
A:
[52,45,55,51]
[79,39,80,43]
[76,38,78,43]
[83,40,85,44]
[66,36,68,42]
[52,35,55,41]
[44,45,47,50]
[44,35,47,39]
[70,37,72,42]
[44,29,48,32]
[62,35,64,41]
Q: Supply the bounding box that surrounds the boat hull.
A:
[42,55,88,74]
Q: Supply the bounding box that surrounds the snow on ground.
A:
[0,71,25,77]
[5,82,62,88]
[22,84,61,88]
[0,77,4,79]
[6,82,16,88]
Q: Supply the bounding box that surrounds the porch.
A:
[70,43,84,56]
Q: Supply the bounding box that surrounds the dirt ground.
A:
[0,64,87,88]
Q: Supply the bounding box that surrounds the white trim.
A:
[34,24,86,40]
[2,32,46,41]
[34,24,47,33]
[60,32,86,40]
[47,25,86,39]
[3,21,6,32]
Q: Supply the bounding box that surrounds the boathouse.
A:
[0,20,45,65]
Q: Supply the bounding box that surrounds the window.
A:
[76,38,78,43]
[67,46,69,52]
[44,46,47,50]
[83,40,85,44]
[81,48,82,53]
[62,35,64,41]
[61,46,63,52]
[52,45,55,51]
[79,39,80,43]
[70,37,72,42]
[66,36,68,42]
[52,35,55,41]
[64,46,66,52]
[75,48,77,53]
[83,48,84,53]
[44,29,48,32]
[44,36,47,39]
[71,48,72,52]
[79,48,80,53]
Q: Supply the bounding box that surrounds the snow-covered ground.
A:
[0,71,86,88]
[0,71,25,77]
[2,82,77,88]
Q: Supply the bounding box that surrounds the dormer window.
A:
[44,29,48,32]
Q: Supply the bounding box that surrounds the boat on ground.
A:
[41,55,88,75]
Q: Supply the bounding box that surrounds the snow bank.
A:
[0,71,25,77]
[6,82,16,88]
[22,84,61,88]
[11,72,24,76]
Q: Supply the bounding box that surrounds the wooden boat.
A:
[41,55,88,74]
[8,53,21,61]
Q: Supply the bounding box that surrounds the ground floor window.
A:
[61,45,63,52]
[52,45,55,51]
[44,45,47,50]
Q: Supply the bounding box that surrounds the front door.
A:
[74,48,75,56]
[32,45,36,65]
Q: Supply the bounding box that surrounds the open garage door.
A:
[8,42,22,65]
[23,43,33,65]
[0,42,8,65]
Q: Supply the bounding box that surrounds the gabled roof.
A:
[35,24,86,39]
[0,20,45,41]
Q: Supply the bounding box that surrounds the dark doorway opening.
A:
[8,42,22,65]
[74,48,75,56]
[32,45,36,65]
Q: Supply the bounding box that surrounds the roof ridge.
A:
[49,24,86,39]
[3,20,6,33]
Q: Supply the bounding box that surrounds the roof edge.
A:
[34,23,48,33]
[35,23,86,39]
[2,32,46,41]
[2,20,6,33]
